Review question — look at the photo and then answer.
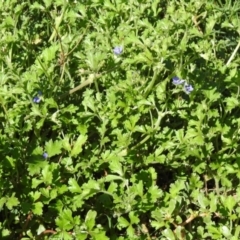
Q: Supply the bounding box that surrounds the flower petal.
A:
[184,83,194,94]
[113,46,123,55]
[33,96,41,103]
[172,76,185,85]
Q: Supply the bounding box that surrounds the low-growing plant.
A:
[1,0,240,239]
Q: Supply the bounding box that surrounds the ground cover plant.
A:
[1,0,240,239]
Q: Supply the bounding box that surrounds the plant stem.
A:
[226,40,240,66]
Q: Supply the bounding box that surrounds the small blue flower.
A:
[33,91,43,103]
[184,83,194,94]
[43,152,48,159]
[33,96,41,103]
[113,46,123,55]
[172,76,185,85]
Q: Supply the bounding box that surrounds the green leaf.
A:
[5,156,16,168]
[5,16,14,26]
[209,192,218,212]
[174,226,185,239]
[71,135,88,157]
[207,225,221,238]
[107,181,118,194]
[104,0,116,11]
[118,216,129,228]
[169,179,185,197]
[233,225,240,239]
[75,232,88,240]
[225,97,239,112]
[126,225,135,237]
[104,174,124,182]
[85,210,97,231]
[148,185,163,201]
[32,178,43,189]
[43,0,53,8]
[129,212,139,225]
[62,136,71,152]
[197,192,209,209]
[28,147,48,175]
[45,139,62,157]
[40,44,58,62]
[58,184,68,194]
[1,228,11,237]
[72,195,84,209]
[185,128,204,145]
[52,231,73,240]
[62,209,74,223]
[32,202,43,215]
[221,226,231,238]
[135,181,143,197]
[151,220,165,230]
[162,228,176,240]
[79,180,103,200]
[50,188,58,200]
[91,231,109,240]
[109,157,123,176]
[37,224,46,235]
[5,194,19,210]
[168,199,177,215]
[29,191,41,202]
[55,215,73,231]
[68,178,82,193]
[223,195,236,213]
[41,165,53,185]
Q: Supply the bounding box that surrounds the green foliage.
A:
[1,0,240,239]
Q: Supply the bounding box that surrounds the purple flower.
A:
[33,91,43,103]
[43,152,48,159]
[113,46,123,55]
[172,76,185,85]
[33,96,41,103]
[184,83,194,94]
